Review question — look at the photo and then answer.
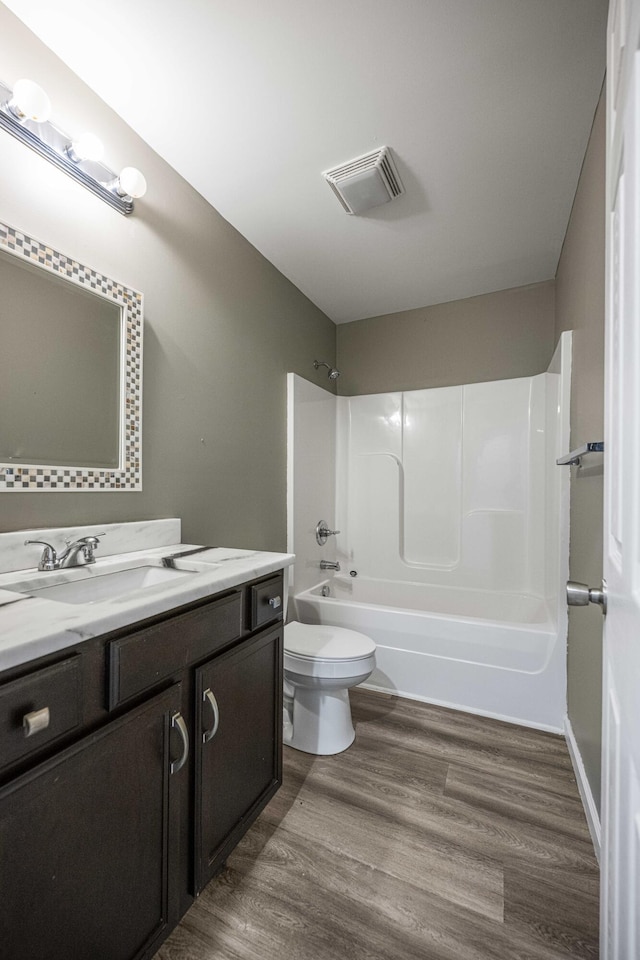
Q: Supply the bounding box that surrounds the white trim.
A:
[564,715,601,860]
[360,681,564,734]
[285,372,296,618]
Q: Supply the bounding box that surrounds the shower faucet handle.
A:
[315,520,341,546]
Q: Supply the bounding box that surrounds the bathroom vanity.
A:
[0,521,293,960]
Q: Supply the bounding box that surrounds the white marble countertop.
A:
[0,543,294,673]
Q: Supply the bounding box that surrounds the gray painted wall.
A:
[555,89,606,812]
[0,8,336,550]
[336,281,556,395]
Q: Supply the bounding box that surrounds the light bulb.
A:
[67,132,104,163]
[117,166,147,199]
[9,78,52,123]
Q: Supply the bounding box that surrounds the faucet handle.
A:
[75,532,105,562]
[24,540,58,572]
[64,531,105,545]
[315,520,341,546]
[76,532,105,544]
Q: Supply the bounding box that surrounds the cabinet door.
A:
[195,625,282,890]
[0,683,185,960]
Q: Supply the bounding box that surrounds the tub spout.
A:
[320,560,341,571]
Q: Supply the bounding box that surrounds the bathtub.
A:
[294,576,565,732]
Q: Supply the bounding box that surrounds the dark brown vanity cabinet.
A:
[0,683,183,960]
[0,570,284,960]
[195,623,282,890]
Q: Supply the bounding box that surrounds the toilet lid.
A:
[284,622,375,660]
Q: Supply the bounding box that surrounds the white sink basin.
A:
[15,564,198,605]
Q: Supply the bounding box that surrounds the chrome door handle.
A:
[268,596,282,609]
[170,712,189,774]
[23,706,50,738]
[202,688,220,743]
[566,579,607,614]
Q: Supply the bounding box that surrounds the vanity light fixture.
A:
[0,77,146,215]
[8,78,52,123]
[66,132,104,163]
[108,166,147,199]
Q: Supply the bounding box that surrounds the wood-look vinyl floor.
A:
[156,689,600,960]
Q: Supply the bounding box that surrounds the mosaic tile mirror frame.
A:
[0,221,142,491]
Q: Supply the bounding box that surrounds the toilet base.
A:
[284,686,356,755]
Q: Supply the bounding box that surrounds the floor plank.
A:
[351,691,579,794]
[504,865,599,958]
[155,689,600,960]
[261,769,505,920]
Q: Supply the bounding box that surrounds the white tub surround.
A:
[338,372,561,595]
[0,520,294,672]
[288,333,571,731]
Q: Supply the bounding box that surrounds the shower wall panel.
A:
[287,374,337,597]
[338,374,554,598]
[403,388,463,567]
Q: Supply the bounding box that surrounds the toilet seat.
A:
[284,622,376,680]
[284,622,375,660]
[284,649,376,680]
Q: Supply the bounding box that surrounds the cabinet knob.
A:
[23,706,50,738]
[202,688,220,743]
[170,712,189,774]
[268,596,282,610]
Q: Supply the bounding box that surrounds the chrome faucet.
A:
[319,560,340,571]
[59,534,104,568]
[25,533,105,571]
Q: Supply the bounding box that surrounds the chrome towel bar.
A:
[556,442,604,467]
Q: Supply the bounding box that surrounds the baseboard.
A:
[359,681,564,734]
[564,715,601,861]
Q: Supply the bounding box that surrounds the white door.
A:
[602,0,640,956]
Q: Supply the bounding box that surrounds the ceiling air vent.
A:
[323,146,405,215]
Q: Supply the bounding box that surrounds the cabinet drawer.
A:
[250,575,284,630]
[0,656,81,770]
[109,591,242,708]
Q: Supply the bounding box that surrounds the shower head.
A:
[314,360,341,380]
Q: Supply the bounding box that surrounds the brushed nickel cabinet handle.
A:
[170,712,189,774]
[268,596,282,609]
[202,688,220,744]
[23,706,50,738]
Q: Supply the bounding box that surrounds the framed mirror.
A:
[0,222,142,491]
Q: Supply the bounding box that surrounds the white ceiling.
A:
[3,0,607,324]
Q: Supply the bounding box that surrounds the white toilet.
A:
[283,621,376,755]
